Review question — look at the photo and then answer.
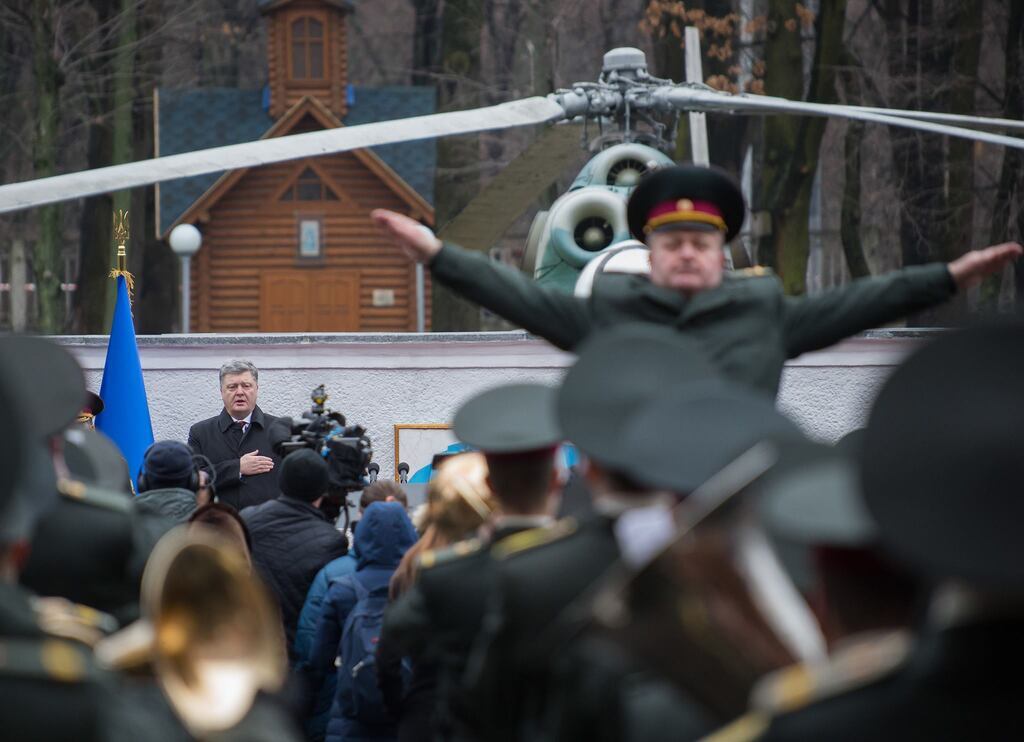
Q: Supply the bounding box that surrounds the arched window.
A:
[290,16,325,80]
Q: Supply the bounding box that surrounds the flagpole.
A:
[111,209,134,296]
[97,209,154,493]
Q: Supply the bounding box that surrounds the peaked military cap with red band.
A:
[627,164,746,243]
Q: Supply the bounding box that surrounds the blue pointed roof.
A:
[156,85,436,235]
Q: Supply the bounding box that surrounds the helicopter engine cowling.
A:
[533,187,632,290]
[570,143,674,192]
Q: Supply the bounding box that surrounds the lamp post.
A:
[168,224,202,333]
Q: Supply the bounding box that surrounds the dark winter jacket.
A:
[241,496,348,661]
[295,544,359,741]
[306,502,417,742]
[133,487,198,525]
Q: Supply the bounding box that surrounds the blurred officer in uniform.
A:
[708,323,1024,742]
[378,382,563,741]
[0,336,153,740]
[757,438,922,649]
[467,324,733,741]
[372,165,1020,397]
[9,337,169,625]
[546,373,809,742]
[63,424,133,495]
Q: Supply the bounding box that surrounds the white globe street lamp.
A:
[168,224,202,333]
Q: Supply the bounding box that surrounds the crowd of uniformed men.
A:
[2,164,1024,741]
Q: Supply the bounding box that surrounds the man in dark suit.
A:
[187,360,282,511]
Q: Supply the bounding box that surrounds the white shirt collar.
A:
[231,411,253,426]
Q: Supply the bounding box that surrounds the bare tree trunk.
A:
[135,0,175,333]
[840,119,870,278]
[32,0,66,334]
[10,237,29,331]
[983,0,1023,312]
[410,0,442,85]
[76,0,118,333]
[885,0,978,324]
[431,0,484,331]
[757,0,847,293]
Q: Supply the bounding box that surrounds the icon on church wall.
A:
[299,219,321,258]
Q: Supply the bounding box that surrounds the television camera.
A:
[271,385,373,526]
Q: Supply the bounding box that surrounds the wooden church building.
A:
[156,0,435,333]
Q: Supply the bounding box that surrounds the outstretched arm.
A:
[372,209,592,350]
[946,242,1023,290]
[782,243,1022,357]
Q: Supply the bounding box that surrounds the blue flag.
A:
[96,276,154,493]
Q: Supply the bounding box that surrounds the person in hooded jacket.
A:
[305,501,418,742]
[294,481,409,742]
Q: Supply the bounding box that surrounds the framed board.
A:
[393,424,458,481]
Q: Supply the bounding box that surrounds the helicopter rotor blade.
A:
[0,97,566,215]
[437,122,584,251]
[653,87,1024,151]
[849,107,1024,132]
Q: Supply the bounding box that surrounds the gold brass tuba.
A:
[96,527,286,734]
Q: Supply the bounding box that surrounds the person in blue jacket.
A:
[304,500,418,742]
[294,481,409,741]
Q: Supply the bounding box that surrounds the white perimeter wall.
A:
[59,330,937,479]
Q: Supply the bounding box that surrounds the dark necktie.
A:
[229,420,246,448]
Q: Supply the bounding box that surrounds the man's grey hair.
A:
[219,360,259,385]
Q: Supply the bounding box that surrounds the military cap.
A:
[63,428,132,494]
[861,323,1024,589]
[453,383,561,454]
[0,335,87,440]
[619,379,805,494]
[627,164,746,243]
[756,439,877,548]
[556,324,717,471]
[0,335,86,543]
[76,390,104,427]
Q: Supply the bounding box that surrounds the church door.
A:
[260,270,360,332]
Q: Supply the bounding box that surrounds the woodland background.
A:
[1,0,1021,333]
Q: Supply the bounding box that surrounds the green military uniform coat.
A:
[0,582,117,741]
[380,520,546,740]
[430,244,956,396]
[468,514,623,742]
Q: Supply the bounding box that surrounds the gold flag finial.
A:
[109,210,135,297]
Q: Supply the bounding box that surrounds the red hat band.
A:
[643,198,727,235]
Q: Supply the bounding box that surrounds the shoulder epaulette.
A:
[0,637,96,683]
[32,596,119,647]
[751,631,911,716]
[418,537,483,570]
[492,518,577,560]
[733,266,774,278]
[57,478,132,514]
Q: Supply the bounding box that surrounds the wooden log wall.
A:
[188,150,431,333]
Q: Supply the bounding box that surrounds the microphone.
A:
[367,462,380,483]
[397,462,410,484]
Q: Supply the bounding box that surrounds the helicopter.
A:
[1,43,1023,278]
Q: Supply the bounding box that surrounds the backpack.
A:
[337,575,408,724]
